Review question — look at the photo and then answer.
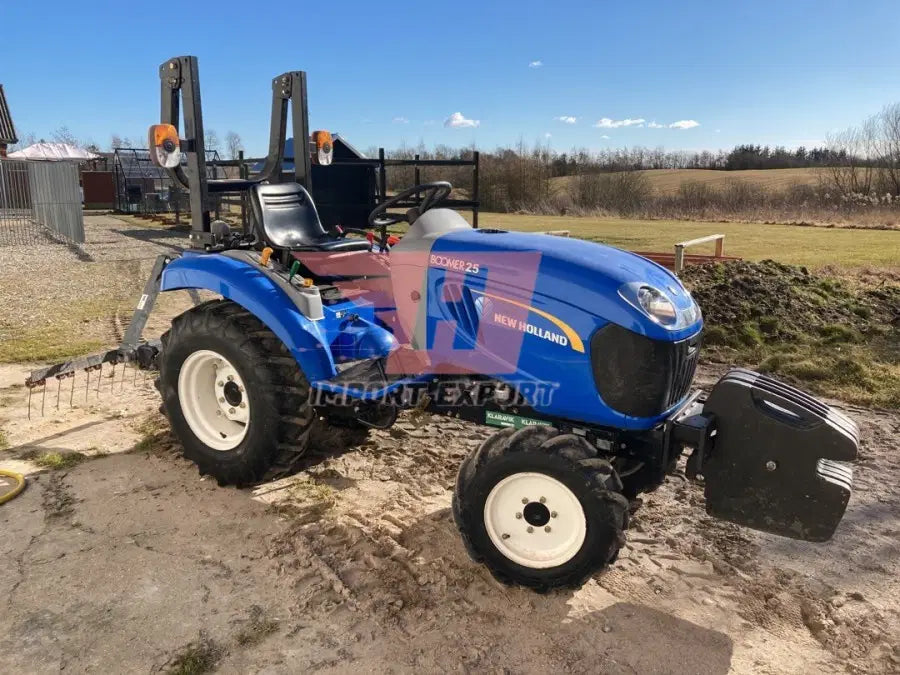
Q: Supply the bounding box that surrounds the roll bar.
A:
[158,55,312,248]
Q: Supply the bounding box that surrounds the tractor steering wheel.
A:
[368,181,452,248]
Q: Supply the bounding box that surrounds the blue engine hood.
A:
[434,228,702,341]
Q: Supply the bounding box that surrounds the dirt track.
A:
[1,360,898,674]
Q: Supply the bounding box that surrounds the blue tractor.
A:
[30,56,858,592]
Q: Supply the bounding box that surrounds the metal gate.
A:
[0,158,85,246]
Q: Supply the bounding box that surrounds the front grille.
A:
[590,324,701,418]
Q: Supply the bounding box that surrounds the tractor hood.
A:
[432,227,702,342]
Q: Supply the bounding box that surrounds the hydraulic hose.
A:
[0,469,26,505]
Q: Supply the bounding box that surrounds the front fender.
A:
[161,253,337,381]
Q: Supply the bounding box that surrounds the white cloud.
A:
[600,135,610,139]
[647,121,665,129]
[554,115,577,124]
[593,117,646,129]
[669,119,700,129]
[392,116,409,124]
[544,132,552,139]
[528,60,543,68]
[715,129,721,133]
[444,112,480,129]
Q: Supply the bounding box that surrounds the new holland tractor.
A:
[29,56,858,592]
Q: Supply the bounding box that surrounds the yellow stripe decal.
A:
[472,290,585,353]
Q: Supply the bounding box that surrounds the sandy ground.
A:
[1,215,898,673]
[1,359,898,674]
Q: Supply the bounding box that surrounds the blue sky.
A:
[2,0,899,156]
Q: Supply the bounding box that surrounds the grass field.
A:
[549,167,824,196]
[477,212,900,269]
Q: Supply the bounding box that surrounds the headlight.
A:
[637,285,677,326]
[619,282,699,329]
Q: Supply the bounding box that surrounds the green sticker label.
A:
[485,410,553,429]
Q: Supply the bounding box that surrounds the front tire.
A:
[453,426,629,592]
[159,299,314,485]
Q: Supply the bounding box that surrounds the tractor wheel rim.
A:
[178,349,249,451]
[483,472,586,569]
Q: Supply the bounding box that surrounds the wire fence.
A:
[0,158,85,246]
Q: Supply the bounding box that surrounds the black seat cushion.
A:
[250,182,370,252]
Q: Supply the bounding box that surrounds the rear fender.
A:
[160,253,337,381]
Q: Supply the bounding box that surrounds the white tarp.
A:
[7,142,99,161]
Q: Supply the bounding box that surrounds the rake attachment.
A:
[25,254,174,418]
[25,344,160,419]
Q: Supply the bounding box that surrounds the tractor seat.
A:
[249,182,371,252]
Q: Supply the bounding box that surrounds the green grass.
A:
[0,333,104,364]
[21,450,88,470]
[133,414,171,454]
[165,638,223,675]
[758,349,900,409]
[476,213,900,270]
[0,294,116,363]
[234,607,279,647]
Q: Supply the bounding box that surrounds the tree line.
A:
[7,127,246,160]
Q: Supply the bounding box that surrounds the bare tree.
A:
[8,131,36,153]
[875,102,900,195]
[204,129,220,154]
[110,134,124,150]
[825,118,878,197]
[51,125,80,147]
[225,131,244,159]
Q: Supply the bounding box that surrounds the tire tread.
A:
[453,427,629,592]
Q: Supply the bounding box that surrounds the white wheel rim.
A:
[483,472,587,569]
[177,349,250,451]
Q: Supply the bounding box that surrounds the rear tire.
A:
[453,426,628,592]
[159,299,314,485]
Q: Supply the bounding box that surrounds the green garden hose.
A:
[0,469,26,505]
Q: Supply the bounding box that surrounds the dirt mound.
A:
[683,259,895,343]
[681,260,900,407]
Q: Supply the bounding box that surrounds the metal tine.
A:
[85,368,91,403]
[96,364,102,397]
[27,386,32,420]
[41,381,46,416]
[70,373,76,407]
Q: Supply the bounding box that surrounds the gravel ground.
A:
[0,214,198,361]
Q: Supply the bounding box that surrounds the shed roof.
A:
[0,85,17,144]
[8,142,98,161]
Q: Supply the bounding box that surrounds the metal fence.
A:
[0,158,86,246]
